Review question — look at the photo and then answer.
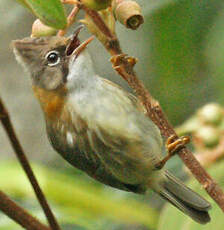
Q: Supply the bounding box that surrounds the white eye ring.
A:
[45,50,60,66]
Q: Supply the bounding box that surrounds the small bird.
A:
[12,27,211,224]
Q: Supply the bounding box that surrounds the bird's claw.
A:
[166,135,190,154]
[155,135,190,170]
[110,54,137,67]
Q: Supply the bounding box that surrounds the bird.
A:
[12,26,211,224]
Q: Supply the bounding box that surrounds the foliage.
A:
[144,0,224,124]
[15,0,66,29]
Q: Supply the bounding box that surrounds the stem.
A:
[81,5,114,39]
[0,97,61,230]
[0,190,50,230]
[82,8,224,212]
[58,5,80,36]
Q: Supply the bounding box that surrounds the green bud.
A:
[113,0,144,30]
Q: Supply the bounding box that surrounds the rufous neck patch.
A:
[32,86,67,120]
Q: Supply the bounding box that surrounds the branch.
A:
[0,190,50,230]
[0,96,61,230]
[82,8,224,211]
[58,5,80,36]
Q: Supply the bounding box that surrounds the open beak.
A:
[71,36,94,58]
[66,25,94,60]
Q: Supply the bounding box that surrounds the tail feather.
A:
[157,171,211,224]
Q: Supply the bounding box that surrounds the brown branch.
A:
[82,8,224,211]
[58,5,80,36]
[81,5,122,55]
[0,190,50,230]
[0,96,61,230]
[81,5,114,39]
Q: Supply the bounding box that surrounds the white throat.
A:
[66,49,97,92]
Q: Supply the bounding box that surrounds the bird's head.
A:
[12,26,95,120]
[12,26,94,91]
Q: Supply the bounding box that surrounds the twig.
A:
[0,96,61,230]
[58,5,80,36]
[81,5,114,39]
[0,190,50,230]
[82,8,224,211]
[80,5,122,54]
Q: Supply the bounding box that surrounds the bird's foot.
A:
[110,54,137,68]
[155,135,190,169]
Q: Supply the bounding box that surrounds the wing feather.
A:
[62,77,163,185]
[48,77,162,189]
[101,78,147,114]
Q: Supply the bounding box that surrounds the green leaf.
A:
[16,0,67,29]
[158,160,224,230]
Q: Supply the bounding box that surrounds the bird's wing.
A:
[46,119,147,193]
[101,78,147,114]
[65,78,163,185]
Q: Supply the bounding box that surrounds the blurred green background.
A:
[1,0,224,229]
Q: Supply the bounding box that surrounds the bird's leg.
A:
[111,54,137,68]
[155,135,190,169]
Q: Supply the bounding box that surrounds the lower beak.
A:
[70,36,94,59]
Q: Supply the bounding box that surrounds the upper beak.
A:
[66,25,94,59]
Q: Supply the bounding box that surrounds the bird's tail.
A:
[156,170,211,224]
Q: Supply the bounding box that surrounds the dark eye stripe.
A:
[62,61,69,83]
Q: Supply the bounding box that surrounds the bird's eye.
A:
[45,51,60,66]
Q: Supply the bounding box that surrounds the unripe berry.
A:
[113,0,144,30]
[31,19,57,37]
